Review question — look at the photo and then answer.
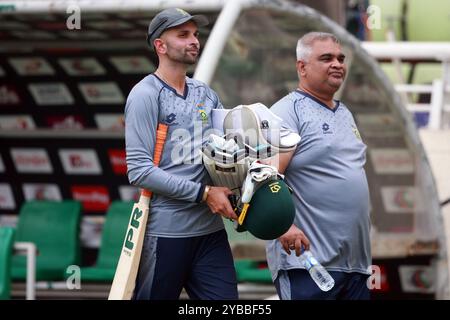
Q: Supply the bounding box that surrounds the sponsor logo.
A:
[28,83,74,105]
[22,183,62,201]
[58,58,106,76]
[71,186,110,212]
[118,186,140,202]
[380,186,415,213]
[108,149,127,175]
[10,148,53,173]
[0,85,21,105]
[0,184,15,210]
[109,56,154,74]
[0,115,35,129]
[370,149,414,174]
[9,57,55,76]
[398,265,435,294]
[124,207,143,251]
[166,113,177,124]
[59,149,102,175]
[260,120,269,129]
[322,122,332,134]
[78,82,124,105]
[45,115,85,130]
[94,114,125,130]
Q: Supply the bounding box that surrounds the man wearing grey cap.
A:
[125,8,238,300]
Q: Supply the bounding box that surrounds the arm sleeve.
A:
[206,86,223,110]
[214,90,224,110]
[125,85,203,203]
[271,97,302,135]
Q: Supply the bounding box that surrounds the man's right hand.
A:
[205,186,238,221]
[279,224,310,256]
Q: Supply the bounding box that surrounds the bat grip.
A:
[141,123,169,199]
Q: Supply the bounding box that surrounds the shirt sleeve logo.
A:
[352,125,362,140]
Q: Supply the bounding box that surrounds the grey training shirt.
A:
[125,74,224,237]
[266,90,371,280]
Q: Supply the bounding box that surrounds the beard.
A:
[166,45,199,65]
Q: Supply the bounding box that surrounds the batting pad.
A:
[202,151,251,196]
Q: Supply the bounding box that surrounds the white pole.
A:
[429,79,444,130]
[14,242,37,300]
[194,0,244,84]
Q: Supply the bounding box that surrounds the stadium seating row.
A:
[0,200,271,299]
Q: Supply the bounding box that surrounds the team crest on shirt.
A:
[352,125,362,140]
[197,103,208,124]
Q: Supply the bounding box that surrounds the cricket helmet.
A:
[243,178,295,240]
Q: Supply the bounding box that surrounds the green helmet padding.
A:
[243,179,295,240]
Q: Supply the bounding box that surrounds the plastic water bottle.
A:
[299,250,335,291]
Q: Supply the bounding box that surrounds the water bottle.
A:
[299,250,335,292]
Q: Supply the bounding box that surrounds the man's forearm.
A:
[128,165,204,203]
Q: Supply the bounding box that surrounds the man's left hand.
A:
[278,224,310,256]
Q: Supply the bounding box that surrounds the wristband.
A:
[202,185,211,202]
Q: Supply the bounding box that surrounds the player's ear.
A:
[297,60,306,77]
[154,39,167,54]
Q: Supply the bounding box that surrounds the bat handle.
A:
[138,124,168,204]
[141,189,152,198]
[139,189,152,206]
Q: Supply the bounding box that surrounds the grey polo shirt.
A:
[125,74,224,237]
[266,90,372,280]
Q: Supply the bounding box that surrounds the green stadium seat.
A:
[80,201,133,282]
[0,227,15,300]
[234,260,272,284]
[11,200,82,281]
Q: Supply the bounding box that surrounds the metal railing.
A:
[362,42,450,129]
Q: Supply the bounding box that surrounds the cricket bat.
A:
[108,123,168,300]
